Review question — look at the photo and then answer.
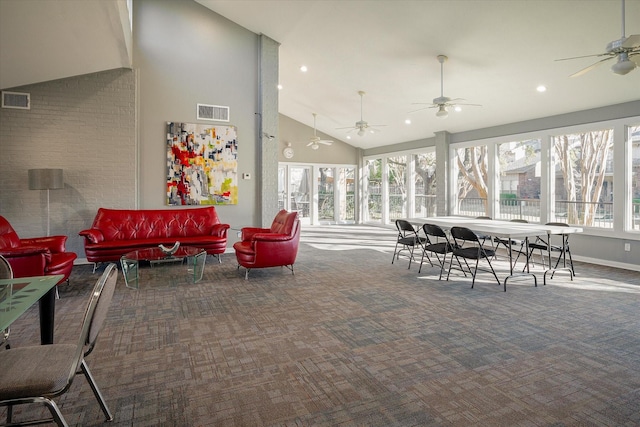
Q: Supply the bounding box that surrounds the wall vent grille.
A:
[197,103,229,122]
[1,91,30,109]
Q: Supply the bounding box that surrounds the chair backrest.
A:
[450,226,481,243]
[395,219,416,234]
[0,255,13,279]
[270,210,299,236]
[510,219,528,223]
[476,216,492,220]
[0,216,20,249]
[81,263,118,357]
[423,223,447,240]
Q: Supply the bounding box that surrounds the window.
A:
[630,125,640,231]
[318,167,334,221]
[365,159,382,222]
[413,152,437,218]
[497,139,541,222]
[455,145,488,217]
[552,129,613,227]
[387,155,407,220]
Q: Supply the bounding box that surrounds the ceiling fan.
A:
[306,113,333,150]
[557,0,639,77]
[410,55,481,119]
[337,91,386,136]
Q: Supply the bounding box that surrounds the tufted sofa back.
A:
[91,207,222,241]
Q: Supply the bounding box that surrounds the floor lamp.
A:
[28,168,64,236]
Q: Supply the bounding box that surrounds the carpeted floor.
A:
[2,224,640,426]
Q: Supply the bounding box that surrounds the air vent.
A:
[197,103,229,122]
[1,91,30,109]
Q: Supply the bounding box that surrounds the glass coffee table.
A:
[120,246,207,289]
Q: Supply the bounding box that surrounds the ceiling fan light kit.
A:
[306,113,333,149]
[337,91,387,137]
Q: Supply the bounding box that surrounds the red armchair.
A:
[233,210,301,279]
[0,216,76,285]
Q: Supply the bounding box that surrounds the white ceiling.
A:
[1,0,638,150]
[196,0,640,148]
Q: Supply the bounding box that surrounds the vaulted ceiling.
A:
[2,0,638,150]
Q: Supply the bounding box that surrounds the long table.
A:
[410,216,583,288]
[0,274,63,344]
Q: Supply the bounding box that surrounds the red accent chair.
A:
[233,210,301,279]
[0,216,76,285]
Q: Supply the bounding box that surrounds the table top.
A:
[122,246,205,262]
[0,275,62,331]
[411,216,583,238]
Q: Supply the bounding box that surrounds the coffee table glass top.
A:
[120,246,207,289]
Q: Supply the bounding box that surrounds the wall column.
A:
[435,131,451,215]
[259,35,280,227]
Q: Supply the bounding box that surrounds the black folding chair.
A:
[448,226,502,290]
[419,223,460,279]
[392,219,426,269]
[526,222,575,277]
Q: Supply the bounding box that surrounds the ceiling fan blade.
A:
[306,141,314,146]
[569,56,614,77]
[630,52,640,65]
[453,102,482,107]
[556,52,611,62]
[318,141,333,145]
[621,34,640,48]
[336,126,356,131]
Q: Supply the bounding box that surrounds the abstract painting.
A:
[166,122,238,205]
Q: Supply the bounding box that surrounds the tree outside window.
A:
[552,129,613,227]
[456,145,488,216]
[630,125,640,231]
[413,152,437,217]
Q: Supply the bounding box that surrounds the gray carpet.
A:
[2,224,639,426]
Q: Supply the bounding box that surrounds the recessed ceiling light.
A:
[277,84,283,90]
[300,65,308,72]
[405,119,411,124]
[536,85,547,92]
[346,135,351,140]
[454,106,462,112]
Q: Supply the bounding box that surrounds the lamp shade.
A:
[28,169,64,190]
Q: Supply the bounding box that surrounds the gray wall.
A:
[0,69,136,256]
[134,0,261,233]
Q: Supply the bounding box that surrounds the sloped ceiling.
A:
[1,0,638,150]
[0,0,132,90]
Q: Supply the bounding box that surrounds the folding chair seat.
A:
[419,223,459,279]
[526,222,575,276]
[448,226,502,290]
[392,219,426,269]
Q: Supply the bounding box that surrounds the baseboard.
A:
[572,255,640,273]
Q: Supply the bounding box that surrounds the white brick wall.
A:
[0,68,136,256]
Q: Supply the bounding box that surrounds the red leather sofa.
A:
[79,207,230,263]
[233,210,300,279]
[0,215,77,285]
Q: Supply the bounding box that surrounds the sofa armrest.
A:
[211,223,230,238]
[252,233,290,243]
[20,236,68,253]
[79,228,105,244]
[0,247,48,277]
[241,227,271,242]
